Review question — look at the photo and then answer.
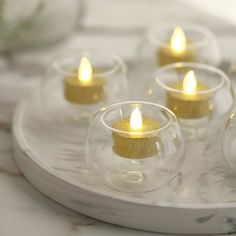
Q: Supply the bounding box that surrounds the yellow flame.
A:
[183,70,197,95]
[130,107,142,130]
[78,57,93,82]
[170,27,187,54]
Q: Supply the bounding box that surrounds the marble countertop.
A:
[0,130,158,236]
[1,0,236,235]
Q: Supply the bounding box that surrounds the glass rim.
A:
[147,22,213,50]
[154,62,228,95]
[50,49,127,78]
[100,101,178,135]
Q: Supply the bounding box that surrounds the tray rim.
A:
[12,98,236,210]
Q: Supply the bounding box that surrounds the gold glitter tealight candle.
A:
[167,70,212,119]
[112,107,160,159]
[158,27,196,66]
[64,57,106,105]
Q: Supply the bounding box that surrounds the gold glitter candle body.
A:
[112,108,160,159]
[167,71,212,119]
[158,27,197,66]
[158,42,196,66]
[64,76,105,104]
[64,57,106,105]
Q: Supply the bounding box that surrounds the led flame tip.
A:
[130,107,142,130]
[170,26,187,53]
[183,70,197,95]
[78,57,92,82]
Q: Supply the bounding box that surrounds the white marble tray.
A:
[12,95,236,235]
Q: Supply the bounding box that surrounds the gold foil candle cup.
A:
[42,50,129,123]
[158,27,197,66]
[149,62,234,139]
[64,57,106,105]
[167,70,212,119]
[137,22,220,70]
[86,101,185,192]
[112,107,161,159]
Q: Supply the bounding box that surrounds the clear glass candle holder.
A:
[223,111,236,172]
[227,63,236,95]
[145,63,234,139]
[86,101,185,192]
[0,0,83,52]
[41,49,129,124]
[136,22,220,73]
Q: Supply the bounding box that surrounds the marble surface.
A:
[0,131,151,236]
[1,0,236,235]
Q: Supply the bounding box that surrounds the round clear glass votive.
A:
[41,50,129,124]
[0,0,83,52]
[227,64,236,94]
[86,101,185,192]
[223,111,236,172]
[136,22,220,71]
[145,63,235,139]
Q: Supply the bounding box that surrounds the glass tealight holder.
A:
[223,111,236,172]
[227,63,236,95]
[86,101,185,192]
[145,63,234,140]
[41,50,129,125]
[136,22,220,74]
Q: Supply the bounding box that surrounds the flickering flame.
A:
[130,107,142,130]
[183,70,197,95]
[170,27,187,54]
[78,57,93,82]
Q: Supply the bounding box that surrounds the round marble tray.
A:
[12,95,236,235]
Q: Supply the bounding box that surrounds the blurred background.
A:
[0,0,236,126]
